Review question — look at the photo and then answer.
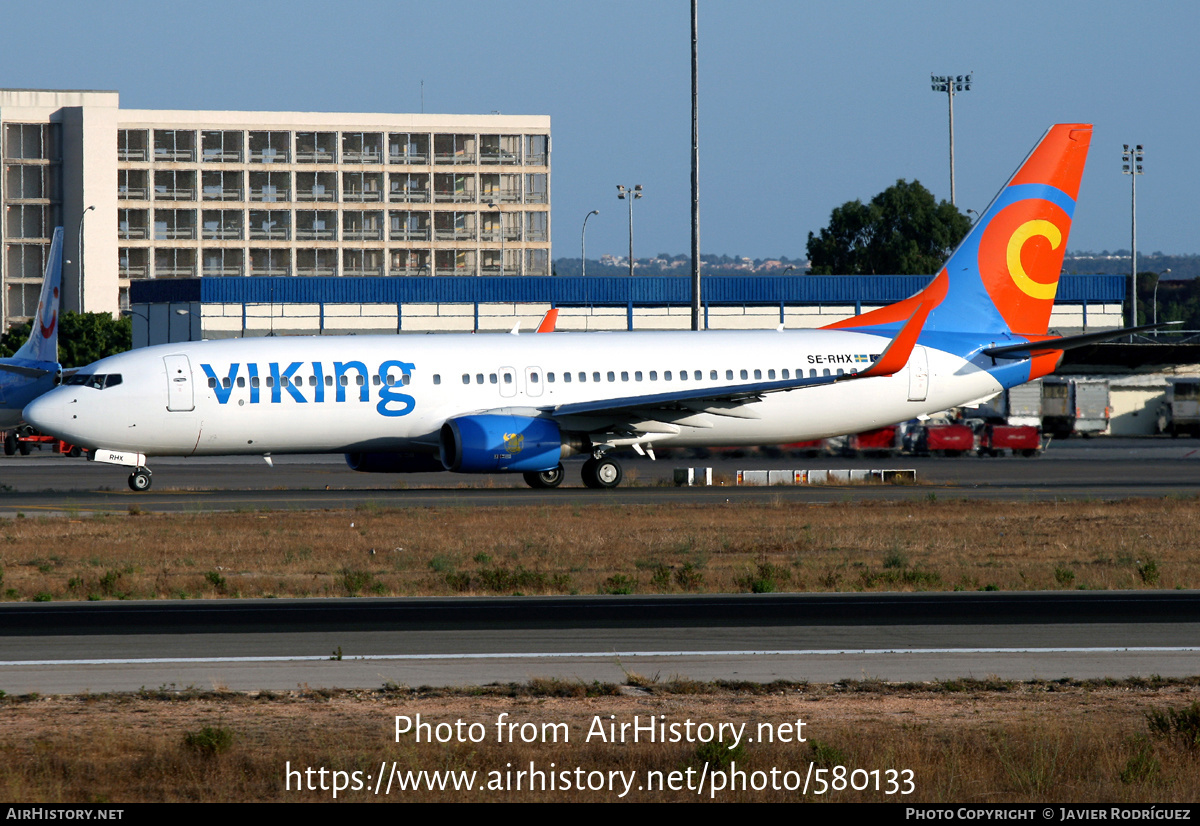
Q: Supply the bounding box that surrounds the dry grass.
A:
[1,497,1197,600]
[0,680,1197,802]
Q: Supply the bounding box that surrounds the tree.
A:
[0,312,131,368]
[806,180,971,275]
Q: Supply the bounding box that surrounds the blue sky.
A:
[4,1,1195,260]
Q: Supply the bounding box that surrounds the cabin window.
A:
[207,377,217,388]
[338,375,348,386]
[462,374,470,385]
[836,368,844,376]
[592,372,600,382]
[237,377,246,387]
[726,370,734,380]
[281,376,290,387]
[809,369,817,378]
[781,369,789,379]
[252,377,261,388]
[530,372,539,383]
[767,369,775,380]
[221,377,231,389]
[489,373,497,384]
[634,371,642,381]
[547,372,555,382]
[372,375,381,386]
[503,372,512,384]
[563,372,571,383]
[620,371,629,382]
[433,374,441,385]
[740,369,748,380]
[822,368,830,377]
[324,375,332,386]
[663,371,671,381]
[401,373,411,385]
[356,375,365,386]
[308,375,317,386]
[266,376,274,387]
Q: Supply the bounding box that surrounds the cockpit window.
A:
[64,373,122,389]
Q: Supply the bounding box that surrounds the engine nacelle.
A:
[440,415,565,473]
[344,451,444,473]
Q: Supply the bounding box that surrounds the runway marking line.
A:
[4,646,1199,667]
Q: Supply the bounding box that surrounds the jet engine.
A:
[439,414,580,473]
[344,451,445,473]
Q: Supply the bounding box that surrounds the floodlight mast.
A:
[616,185,643,278]
[930,73,972,206]
[1122,143,1144,328]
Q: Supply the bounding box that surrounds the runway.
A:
[2,592,1198,693]
[2,440,1198,693]
[1,437,1199,514]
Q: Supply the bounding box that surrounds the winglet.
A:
[14,226,64,364]
[858,270,947,378]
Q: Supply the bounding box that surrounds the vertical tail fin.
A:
[15,226,64,363]
[825,124,1093,337]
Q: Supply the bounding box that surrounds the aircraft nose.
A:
[24,391,70,437]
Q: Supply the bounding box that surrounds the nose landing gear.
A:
[128,467,152,492]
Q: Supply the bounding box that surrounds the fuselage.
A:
[24,328,1007,458]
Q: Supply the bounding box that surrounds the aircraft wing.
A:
[544,283,936,422]
[544,370,851,419]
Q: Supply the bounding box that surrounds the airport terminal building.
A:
[0,88,551,329]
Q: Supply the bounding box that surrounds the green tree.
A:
[806,179,971,275]
[0,312,131,368]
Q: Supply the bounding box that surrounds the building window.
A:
[296,171,336,202]
[154,248,197,278]
[202,130,243,162]
[297,249,337,277]
[118,247,149,279]
[296,132,336,163]
[388,132,429,164]
[153,209,196,240]
[202,170,243,201]
[249,171,291,202]
[154,129,195,162]
[250,248,291,276]
[248,131,290,163]
[118,209,149,240]
[296,210,337,241]
[116,129,148,162]
[249,210,291,241]
[342,132,383,164]
[202,209,243,240]
[118,169,148,200]
[154,170,196,201]
[202,248,244,277]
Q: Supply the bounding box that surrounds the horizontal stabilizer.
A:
[982,321,1183,358]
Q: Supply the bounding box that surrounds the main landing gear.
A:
[523,464,565,489]
[581,455,622,489]
[128,467,152,492]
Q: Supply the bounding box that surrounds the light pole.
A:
[1154,268,1171,331]
[616,185,642,277]
[1122,144,1144,328]
[581,209,599,277]
[76,205,96,312]
[930,73,972,206]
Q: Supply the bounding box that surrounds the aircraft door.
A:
[164,354,195,412]
[524,366,543,398]
[907,346,929,402]
[498,366,517,398]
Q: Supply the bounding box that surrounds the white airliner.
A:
[0,227,63,441]
[28,125,1130,491]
